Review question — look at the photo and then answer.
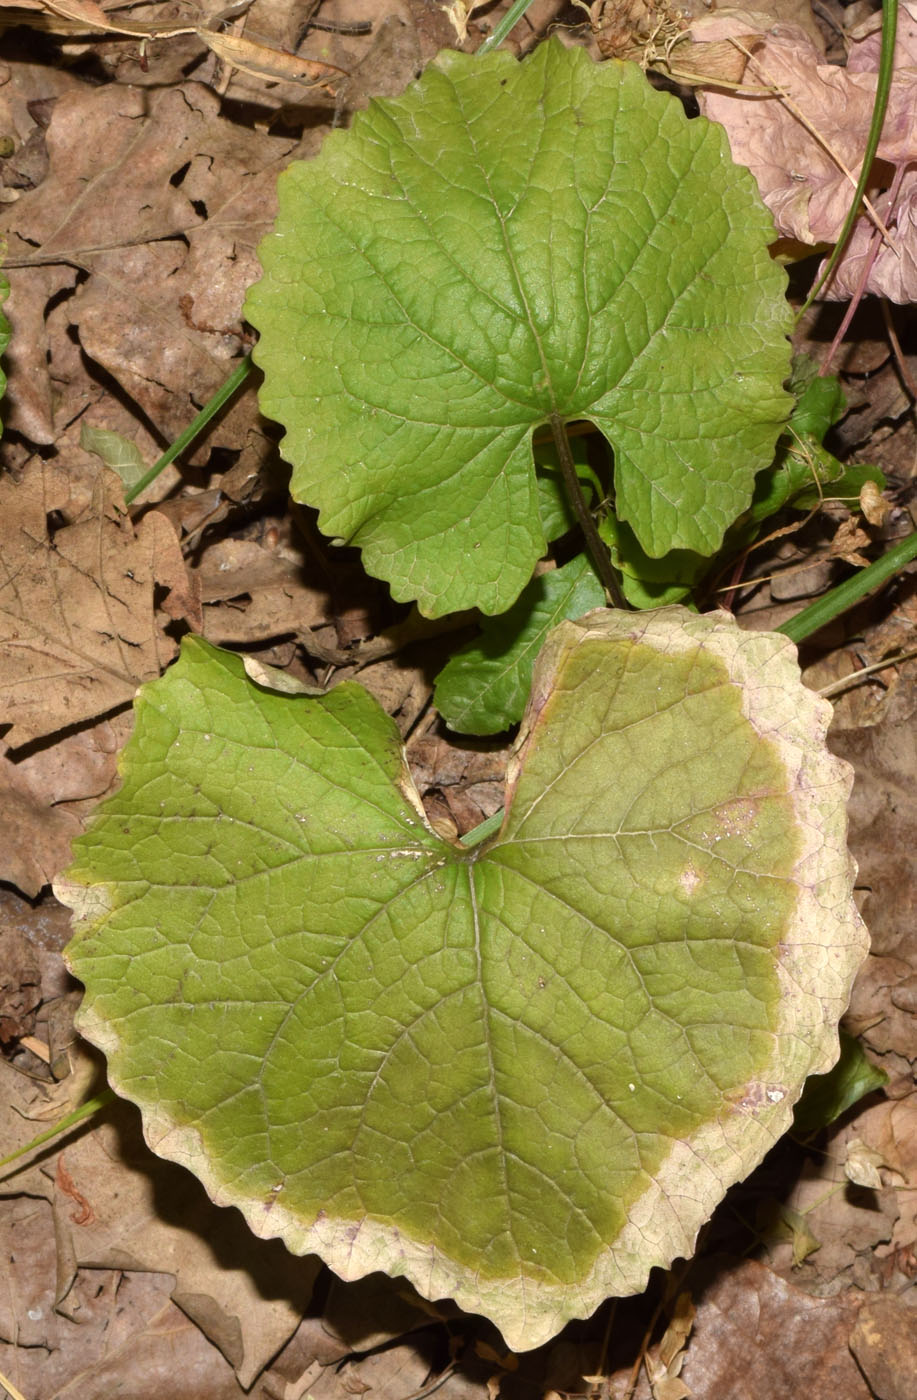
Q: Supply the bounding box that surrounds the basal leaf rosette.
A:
[57,613,865,1349]
[244,42,792,617]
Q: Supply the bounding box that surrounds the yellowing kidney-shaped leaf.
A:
[244,42,792,617]
[58,612,866,1349]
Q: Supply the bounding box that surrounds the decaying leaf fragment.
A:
[694,2,917,300]
[59,608,866,1350]
[0,462,198,746]
[35,0,346,90]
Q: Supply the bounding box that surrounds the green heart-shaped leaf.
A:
[244,43,792,617]
[58,612,865,1349]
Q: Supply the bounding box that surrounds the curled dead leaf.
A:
[36,0,347,93]
[844,1137,885,1190]
[859,480,892,527]
[829,517,872,567]
[200,31,347,90]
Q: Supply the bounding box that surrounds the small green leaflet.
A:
[435,554,606,734]
[245,42,792,618]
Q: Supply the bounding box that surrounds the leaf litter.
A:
[0,0,916,1394]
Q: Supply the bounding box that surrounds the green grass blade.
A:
[476,0,539,55]
[124,352,254,506]
[0,1089,115,1179]
[777,528,917,643]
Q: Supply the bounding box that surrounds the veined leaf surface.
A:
[245,43,792,617]
[59,611,865,1348]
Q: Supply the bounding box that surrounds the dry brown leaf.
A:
[40,0,114,27]
[829,717,917,963]
[441,0,487,44]
[759,1120,898,1288]
[42,1105,318,1389]
[844,1137,886,1189]
[0,748,82,897]
[0,925,41,1042]
[820,170,917,302]
[695,2,917,299]
[0,461,194,747]
[828,516,872,566]
[35,0,345,89]
[849,1294,917,1400]
[852,1095,917,1264]
[847,954,917,1061]
[698,23,880,243]
[2,265,77,443]
[856,1095,917,1188]
[646,1290,695,1400]
[593,0,824,79]
[356,654,433,737]
[1,84,200,262]
[0,1247,249,1400]
[1,80,298,445]
[194,537,327,645]
[201,29,345,87]
[660,1258,871,1400]
[0,1042,315,1391]
[407,729,510,834]
[859,479,892,527]
[0,710,130,897]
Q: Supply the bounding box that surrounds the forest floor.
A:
[0,0,916,1396]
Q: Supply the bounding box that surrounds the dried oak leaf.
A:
[0,80,297,443]
[194,537,327,646]
[848,1094,917,1267]
[695,3,917,300]
[0,926,40,1042]
[0,745,81,897]
[0,711,129,897]
[670,1257,871,1400]
[850,1295,917,1400]
[829,717,917,964]
[0,461,197,747]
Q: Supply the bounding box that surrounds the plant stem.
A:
[796,0,897,318]
[549,412,627,609]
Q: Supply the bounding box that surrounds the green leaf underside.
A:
[60,615,866,1348]
[600,515,705,609]
[80,424,148,492]
[435,555,606,734]
[245,43,792,617]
